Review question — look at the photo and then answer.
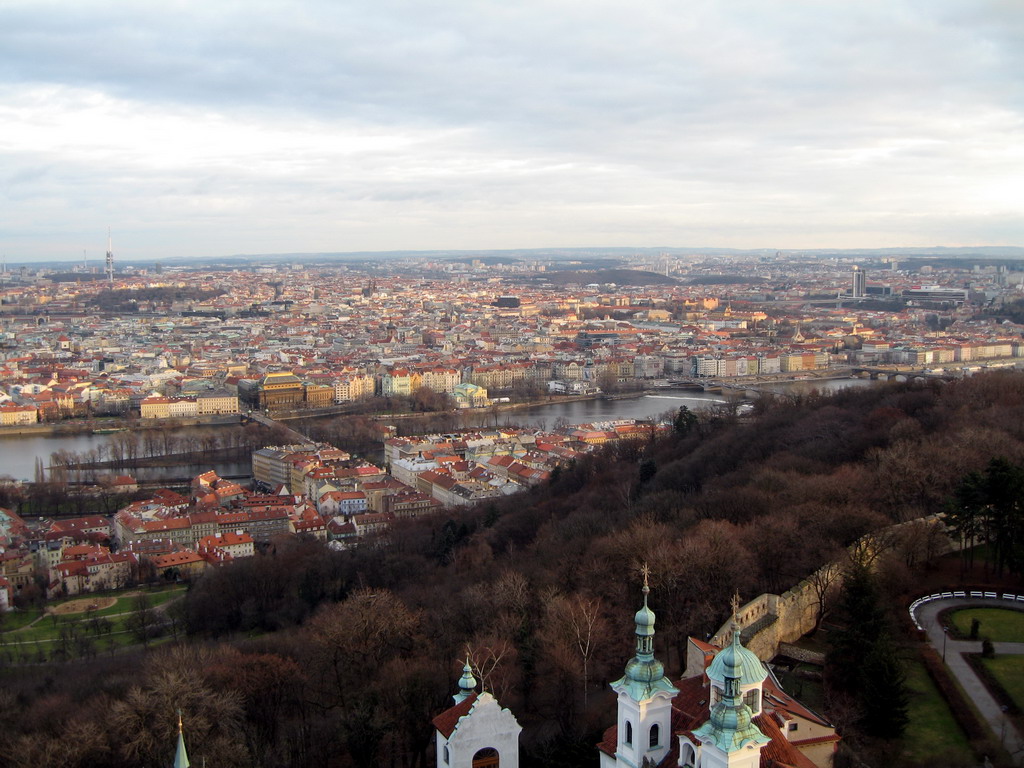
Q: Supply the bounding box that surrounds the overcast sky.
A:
[1,0,1022,262]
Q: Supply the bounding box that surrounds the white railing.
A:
[908,591,1024,630]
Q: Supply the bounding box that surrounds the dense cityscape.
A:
[1,250,1023,766]
[1,250,1022,430]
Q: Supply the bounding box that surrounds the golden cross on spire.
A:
[731,591,741,623]
[640,563,650,589]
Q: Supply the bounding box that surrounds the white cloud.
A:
[1,0,1022,259]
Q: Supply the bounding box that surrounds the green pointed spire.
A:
[453,657,477,704]
[610,566,679,702]
[173,709,190,768]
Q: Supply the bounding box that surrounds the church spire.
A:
[173,709,190,768]
[453,656,477,704]
[611,564,678,702]
[633,564,656,658]
[608,566,679,768]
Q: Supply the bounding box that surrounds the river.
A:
[504,377,875,429]
[0,429,252,483]
[0,378,875,482]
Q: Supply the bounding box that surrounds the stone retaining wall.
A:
[710,515,954,661]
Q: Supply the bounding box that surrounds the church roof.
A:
[431,693,477,738]
[707,627,768,687]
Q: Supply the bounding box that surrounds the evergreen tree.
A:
[949,458,1024,577]
[826,562,909,739]
[673,405,698,436]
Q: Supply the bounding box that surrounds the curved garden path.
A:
[912,594,1024,765]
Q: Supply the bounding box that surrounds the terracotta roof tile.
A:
[431,694,477,738]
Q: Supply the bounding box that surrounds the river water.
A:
[0,430,252,483]
[0,378,874,481]
[506,377,874,429]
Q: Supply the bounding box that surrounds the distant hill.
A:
[538,268,679,286]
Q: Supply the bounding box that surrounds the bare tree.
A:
[566,595,604,708]
[807,562,842,634]
[467,636,518,703]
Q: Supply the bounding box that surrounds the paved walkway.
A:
[915,598,1024,765]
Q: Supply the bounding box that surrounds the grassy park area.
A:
[981,655,1024,712]
[0,584,186,662]
[901,656,975,766]
[948,607,1024,642]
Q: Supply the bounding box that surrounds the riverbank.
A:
[0,413,242,439]
[63,444,252,472]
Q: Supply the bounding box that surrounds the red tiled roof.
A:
[431,694,477,738]
[756,713,819,768]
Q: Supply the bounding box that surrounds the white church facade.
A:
[433,660,523,768]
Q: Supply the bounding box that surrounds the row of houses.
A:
[139,390,240,419]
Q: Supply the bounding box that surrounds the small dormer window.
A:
[788,722,798,732]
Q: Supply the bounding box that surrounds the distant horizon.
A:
[4,243,1024,269]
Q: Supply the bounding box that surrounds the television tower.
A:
[105,230,114,284]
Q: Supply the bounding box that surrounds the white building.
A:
[432,661,521,768]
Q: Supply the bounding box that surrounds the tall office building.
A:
[851,266,866,298]
[105,230,114,285]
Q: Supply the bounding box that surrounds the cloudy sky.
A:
[1,0,1022,262]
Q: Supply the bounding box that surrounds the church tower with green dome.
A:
[600,569,679,768]
[688,607,770,768]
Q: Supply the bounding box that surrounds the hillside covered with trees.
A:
[3,373,1024,767]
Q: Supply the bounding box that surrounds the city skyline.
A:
[2,0,1023,262]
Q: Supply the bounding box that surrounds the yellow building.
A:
[452,383,488,408]
[0,405,39,425]
[196,391,240,415]
[259,372,304,410]
[140,395,171,419]
[303,383,334,408]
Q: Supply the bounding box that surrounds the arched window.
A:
[625,721,633,745]
[472,747,499,768]
[649,724,660,748]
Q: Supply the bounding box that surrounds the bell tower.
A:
[602,567,679,768]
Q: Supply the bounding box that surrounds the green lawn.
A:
[948,608,1024,642]
[981,655,1024,712]
[774,664,826,714]
[901,657,975,766]
[0,607,42,631]
[0,586,185,648]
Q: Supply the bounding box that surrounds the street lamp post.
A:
[942,625,949,662]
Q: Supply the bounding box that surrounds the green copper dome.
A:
[453,657,477,704]
[693,626,769,754]
[707,628,767,687]
[634,595,656,635]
